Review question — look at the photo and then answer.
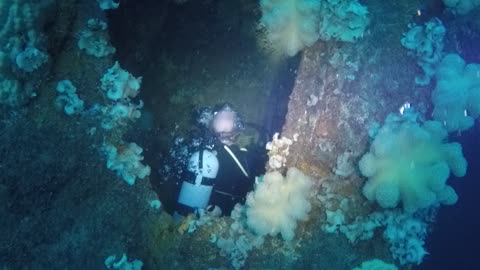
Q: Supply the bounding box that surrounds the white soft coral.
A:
[259,0,321,56]
[245,167,312,240]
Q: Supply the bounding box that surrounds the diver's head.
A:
[211,103,244,145]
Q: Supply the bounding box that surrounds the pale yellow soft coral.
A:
[245,167,312,240]
[359,110,467,213]
[259,0,321,56]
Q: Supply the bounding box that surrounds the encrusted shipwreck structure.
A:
[1,0,473,269]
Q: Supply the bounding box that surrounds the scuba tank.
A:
[177,149,219,210]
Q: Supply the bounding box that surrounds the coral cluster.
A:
[102,142,151,185]
[359,109,466,213]
[246,167,313,241]
[55,80,84,115]
[401,17,445,85]
[78,19,116,58]
[100,62,144,130]
[318,0,369,42]
[259,0,369,56]
[432,53,480,132]
[265,132,294,171]
[0,0,53,106]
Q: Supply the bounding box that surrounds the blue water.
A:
[424,124,480,269]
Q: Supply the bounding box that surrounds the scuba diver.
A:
[175,103,265,217]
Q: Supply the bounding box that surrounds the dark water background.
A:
[424,124,480,269]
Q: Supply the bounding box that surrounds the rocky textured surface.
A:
[281,0,425,179]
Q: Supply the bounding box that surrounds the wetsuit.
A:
[209,142,256,215]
